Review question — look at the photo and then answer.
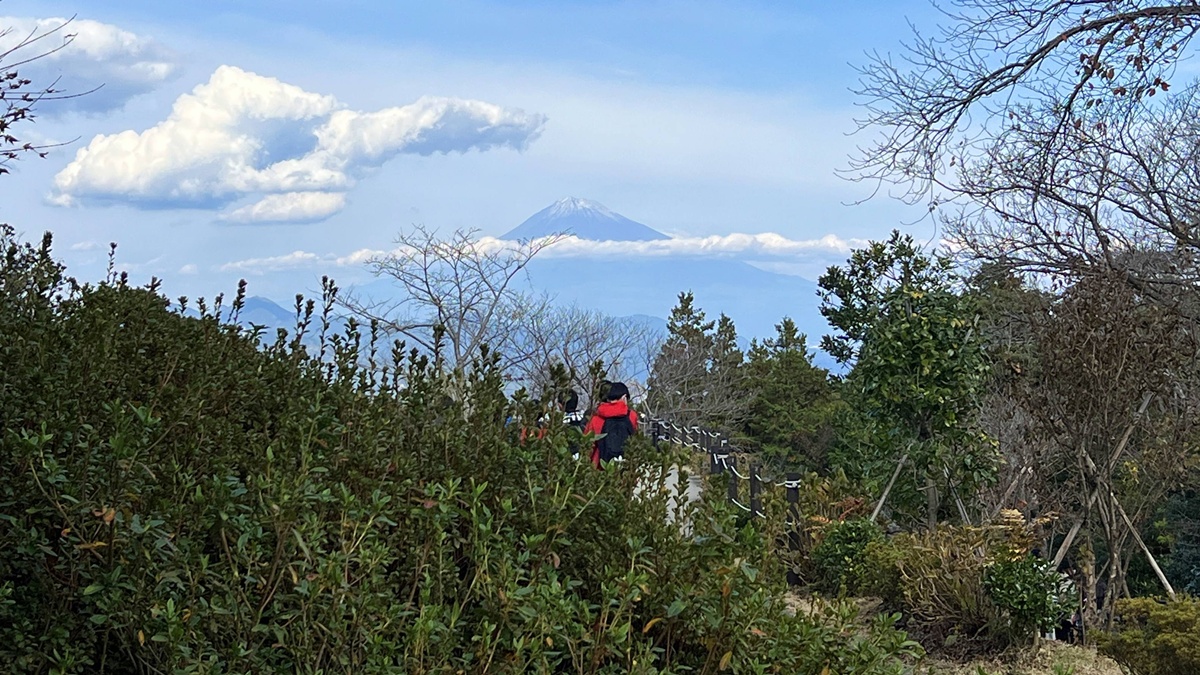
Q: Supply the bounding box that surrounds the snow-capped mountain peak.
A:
[546,197,616,218]
[501,198,669,242]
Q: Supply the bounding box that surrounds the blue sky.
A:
[0,0,939,308]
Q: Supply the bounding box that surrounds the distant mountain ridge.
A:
[502,197,669,242]
[227,198,839,373]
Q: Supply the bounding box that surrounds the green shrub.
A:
[859,539,905,607]
[887,519,1055,655]
[772,470,872,586]
[983,556,1074,644]
[1098,597,1200,675]
[811,518,884,594]
[0,228,922,674]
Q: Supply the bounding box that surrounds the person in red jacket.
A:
[585,381,639,468]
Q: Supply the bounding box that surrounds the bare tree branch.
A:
[851,1,1200,204]
[339,226,657,398]
[0,16,94,174]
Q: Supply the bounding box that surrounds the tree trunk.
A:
[1080,542,1098,644]
[1104,544,1120,629]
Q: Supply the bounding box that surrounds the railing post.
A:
[786,472,801,586]
[727,455,738,506]
[749,461,762,518]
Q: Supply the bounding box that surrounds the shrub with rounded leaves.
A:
[983,556,1075,644]
[1099,597,1200,675]
[812,518,885,594]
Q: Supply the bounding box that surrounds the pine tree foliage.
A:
[646,292,748,431]
[742,318,843,472]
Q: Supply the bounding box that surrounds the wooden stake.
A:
[1112,490,1175,600]
[1052,392,1153,569]
[870,453,908,523]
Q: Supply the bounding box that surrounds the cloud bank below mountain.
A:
[218,232,862,274]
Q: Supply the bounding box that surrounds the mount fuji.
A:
[227,199,838,372]
[502,197,669,242]
[509,198,835,368]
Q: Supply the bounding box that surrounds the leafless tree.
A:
[514,303,662,404]
[1022,275,1199,620]
[946,86,1200,307]
[852,1,1200,301]
[853,0,1200,198]
[341,226,661,398]
[0,16,92,173]
[339,226,561,373]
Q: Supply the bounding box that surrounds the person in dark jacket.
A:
[521,388,586,446]
[560,388,586,431]
[557,389,587,458]
[584,381,639,468]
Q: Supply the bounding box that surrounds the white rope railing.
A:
[645,415,784,520]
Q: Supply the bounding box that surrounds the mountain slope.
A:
[502,197,669,242]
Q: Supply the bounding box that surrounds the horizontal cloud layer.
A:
[526,232,860,259]
[0,16,179,113]
[219,232,864,274]
[51,65,547,222]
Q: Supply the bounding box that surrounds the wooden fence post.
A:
[727,456,739,506]
[749,461,762,518]
[786,472,801,586]
[712,436,724,474]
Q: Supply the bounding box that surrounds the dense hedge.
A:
[1099,597,1200,675]
[0,228,921,673]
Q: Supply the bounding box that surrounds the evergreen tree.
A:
[820,231,994,527]
[743,318,843,472]
[647,292,748,430]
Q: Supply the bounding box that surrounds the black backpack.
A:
[596,413,634,463]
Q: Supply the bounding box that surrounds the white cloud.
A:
[70,240,101,251]
[334,248,383,266]
[224,192,347,224]
[523,233,864,259]
[178,263,199,275]
[51,65,547,222]
[219,250,322,274]
[220,231,863,275]
[0,16,179,113]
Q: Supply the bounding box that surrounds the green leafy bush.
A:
[773,470,871,586]
[983,556,1074,644]
[883,518,1058,655]
[858,539,904,607]
[811,518,884,594]
[1098,597,1200,675]
[0,228,922,674]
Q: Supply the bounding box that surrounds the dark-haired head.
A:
[558,389,579,413]
[605,381,629,402]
